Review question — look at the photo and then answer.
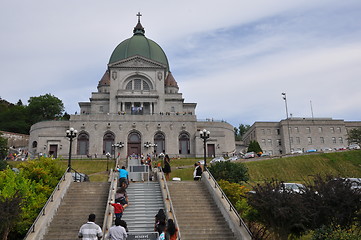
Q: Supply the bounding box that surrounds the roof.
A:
[108,19,169,71]
[164,72,179,88]
[98,70,110,87]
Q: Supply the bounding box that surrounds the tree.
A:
[0,133,8,170]
[234,124,251,141]
[247,140,262,153]
[247,179,309,239]
[0,158,64,239]
[348,127,361,144]
[27,94,64,124]
[0,105,29,134]
[208,161,249,183]
[247,175,361,239]
[16,99,23,106]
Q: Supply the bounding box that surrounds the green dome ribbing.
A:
[108,20,169,70]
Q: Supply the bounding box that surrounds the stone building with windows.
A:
[29,16,235,159]
[243,118,361,156]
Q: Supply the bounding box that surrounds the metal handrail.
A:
[102,169,118,237]
[205,167,253,237]
[23,168,69,239]
[159,169,182,240]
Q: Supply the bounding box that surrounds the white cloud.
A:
[0,0,361,127]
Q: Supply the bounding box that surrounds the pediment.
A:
[108,55,166,69]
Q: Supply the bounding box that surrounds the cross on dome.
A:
[133,12,145,35]
[136,12,142,23]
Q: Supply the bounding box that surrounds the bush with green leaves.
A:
[247,175,361,240]
[208,161,249,183]
[311,225,361,240]
[0,157,64,239]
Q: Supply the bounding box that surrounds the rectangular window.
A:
[267,129,271,135]
[295,127,299,133]
[337,127,341,133]
[268,139,272,146]
[318,127,323,133]
[261,129,265,135]
[332,137,336,144]
[276,129,280,135]
[306,127,311,133]
[320,137,324,144]
[134,79,141,90]
[308,137,312,144]
[288,127,292,133]
[339,137,343,144]
[296,137,300,144]
[330,127,335,133]
[277,139,282,146]
[261,139,266,145]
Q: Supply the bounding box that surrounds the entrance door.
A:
[49,145,58,158]
[127,132,141,157]
[207,144,215,158]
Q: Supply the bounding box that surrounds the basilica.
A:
[29,15,235,159]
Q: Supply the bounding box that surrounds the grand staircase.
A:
[42,181,109,240]
[168,181,237,240]
[122,181,164,232]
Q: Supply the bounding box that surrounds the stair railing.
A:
[23,169,72,240]
[205,168,253,238]
[102,165,119,237]
[158,169,182,240]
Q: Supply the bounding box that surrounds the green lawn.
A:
[8,151,361,183]
[58,159,115,182]
[245,151,361,183]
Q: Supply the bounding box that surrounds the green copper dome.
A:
[109,19,169,70]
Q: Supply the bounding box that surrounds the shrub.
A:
[208,161,249,183]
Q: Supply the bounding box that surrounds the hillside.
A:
[245,150,361,183]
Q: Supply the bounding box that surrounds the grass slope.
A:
[245,151,361,183]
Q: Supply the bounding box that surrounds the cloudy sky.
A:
[1,0,361,127]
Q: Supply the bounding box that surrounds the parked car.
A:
[244,152,255,159]
[260,153,270,157]
[348,144,360,150]
[306,149,317,153]
[344,178,361,190]
[210,156,226,164]
[321,147,333,152]
[227,155,241,161]
[280,183,306,194]
[337,147,347,151]
[291,150,303,154]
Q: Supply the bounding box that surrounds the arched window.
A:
[77,132,89,155]
[128,132,141,143]
[124,78,153,91]
[154,132,165,154]
[179,132,190,155]
[103,132,115,155]
[32,141,38,148]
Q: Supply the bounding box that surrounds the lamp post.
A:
[199,129,210,168]
[106,152,111,171]
[66,127,78,172]
[112,142,125,160]
[282,93,292,154]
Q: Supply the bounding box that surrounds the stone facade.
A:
[28,19,235,159]
[243,118,361,155]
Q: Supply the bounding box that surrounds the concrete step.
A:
[168,181,236,240]
[42,181,110,240]
[123,182,164,234]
